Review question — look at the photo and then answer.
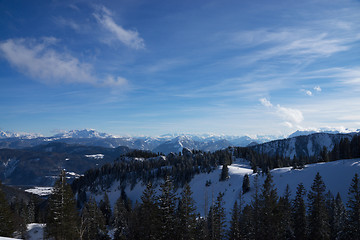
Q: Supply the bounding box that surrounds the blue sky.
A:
[1,0,360,137]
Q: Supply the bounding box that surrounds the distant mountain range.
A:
[1,128,358,154]
[1,128,359,187]
[0,129,282,153]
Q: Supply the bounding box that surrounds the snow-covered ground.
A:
[92,158,360,222]
[25,187,53,196]
[0,224,45,240]
[85,154,104,159]
[26,224,45,240]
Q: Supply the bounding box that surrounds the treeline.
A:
[72,148,233,195]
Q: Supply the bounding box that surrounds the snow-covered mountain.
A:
[251,132,358,158]
[53,129,115,139]
[288,127,358,138]
[0,129,280,152]
[0,130,42,139]
[1,128,359,155]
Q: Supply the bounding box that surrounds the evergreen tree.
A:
[332,193,346,240]
[320,146,330,162]
[80,198,109,240]
[259,173,279,240]
[220,164,229,181]
[251,174,261,240]
[158,177,177,240]
[0,181,15,237]
[240,204,254,240]
[292,183,307,240]
[210,192,226,240]
[177,183,197,240]
[113,196,130,240]
[278,185,294,240]
[46,170,79,240]
[242,174,250,194]
[308,172,330,240]
[345,173,360,239]
[137,182,159,240]
[99,192,112,226]
[228,200,241,240]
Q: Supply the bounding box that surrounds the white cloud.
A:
[94,6,145,50]
[259,98,304,127]
[102,76,128,87]
[0,38,127,88]
[305,90,313,96]
[259,98,273,107]
[314,86,322,92]
[276,104,304,124]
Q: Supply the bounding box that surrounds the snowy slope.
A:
[251,132,356,158]
[89,158,360,222]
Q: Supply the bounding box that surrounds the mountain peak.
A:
[53,129,114,139]
[0,130,42,139]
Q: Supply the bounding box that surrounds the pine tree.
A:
[242,174,250,194]
[210,192,226,240]
[228,200,241,240]
[278,185,294,240]
[113,196,130,240]
[308,172,330,240]
[292,183,307,240]
[80,198,109,240]
[0,181,15,237]
[177,183,197,240]
[251,174,261,240]
[99,192,112,226]
[158,177,177,240]
[240,204,254,240]
[46,170,79,240]
[345,173,360,239]
[332,193,346,240]
[220,164,229,181]
[137,182,159,240]
[259,173,279,240]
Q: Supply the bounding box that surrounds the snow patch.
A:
[85,154,104,159]
[27,223,45,240]
[25,187,53,196]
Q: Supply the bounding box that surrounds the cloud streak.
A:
[230,28,356,65]
[93,6,145,50]
[0,38,128,88]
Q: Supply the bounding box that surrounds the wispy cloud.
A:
[260,98,304,128]
[93,6,145,50]
[0,38,128,88]
[229,27,358,65]
[54,17,81,31]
